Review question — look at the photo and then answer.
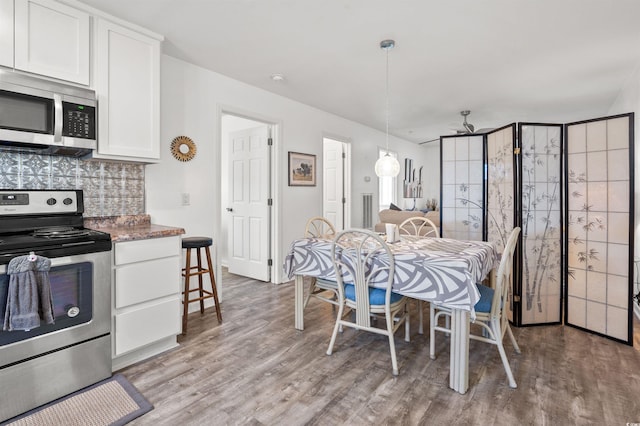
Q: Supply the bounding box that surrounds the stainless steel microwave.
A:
[0,70,97,157]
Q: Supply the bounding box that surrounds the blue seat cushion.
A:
[344,284,404,305]
[474,283,494,313]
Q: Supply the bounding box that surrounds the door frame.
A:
[217,105,282,286]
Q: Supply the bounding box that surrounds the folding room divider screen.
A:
[565,114,634,343]
[486,124,517,254]
[440,134,485,242]
[439,113,633,344]
[518,123,563,326]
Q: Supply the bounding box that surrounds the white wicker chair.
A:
[303,217,338,308]
[398,216,440,238]
[326,229,410,376]
[429,227,522,388]
[398,216,440,334]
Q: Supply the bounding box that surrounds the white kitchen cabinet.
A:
[112,236,181,370]
[0,0,13,68]
[14,0,90,85]
[94,18,161,162]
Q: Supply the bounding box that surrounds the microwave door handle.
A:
[53,94,63,142]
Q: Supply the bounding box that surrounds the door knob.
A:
[226,207,233,212]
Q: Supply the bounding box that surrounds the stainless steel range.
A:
[0,189,112,422]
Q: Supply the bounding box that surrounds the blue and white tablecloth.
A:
[283,235,498,312]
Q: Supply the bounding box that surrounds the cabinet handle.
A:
[226,208,233,212]
[53,94,63,142]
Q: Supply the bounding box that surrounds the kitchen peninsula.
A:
[86,215,185,370]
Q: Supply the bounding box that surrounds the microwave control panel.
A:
[62,102,96,140]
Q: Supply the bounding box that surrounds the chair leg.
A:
[492,319,517,388]
[196,248,205,314]
[418,300,424,335]
[327,304,345,355]
[204,246,223,323]
[429,304,436,359]
[404,304,410,342]
[506,323,521,353]
[385,313,399,376]
[303,277,316,309]
[182,248,192,335]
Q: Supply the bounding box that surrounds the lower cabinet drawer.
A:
[115,256,180,308]
[114,298,181,356]
[115,236,180,265]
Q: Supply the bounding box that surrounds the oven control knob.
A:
[63,198,73,205]
[46,198,57,206]
[66,305,80,318]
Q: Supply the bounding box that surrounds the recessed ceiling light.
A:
[271,73,285,82]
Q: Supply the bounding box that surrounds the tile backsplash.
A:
[0,152,145,217]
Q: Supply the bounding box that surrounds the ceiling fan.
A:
[449,110,493,135]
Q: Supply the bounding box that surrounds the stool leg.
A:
[197,248,205,314]
[182,248,192,335]
[205,246,222,323]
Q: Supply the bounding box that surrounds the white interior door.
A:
[323,138,345,230]
[227,126,271,281]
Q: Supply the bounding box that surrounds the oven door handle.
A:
[62,241,95,248]
[0,254,80,271]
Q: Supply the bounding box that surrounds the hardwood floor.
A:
[122,270,640,425]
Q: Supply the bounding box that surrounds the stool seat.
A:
[181,236,221,334]
[182,237,213,249]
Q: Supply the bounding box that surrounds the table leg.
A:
[295,275,305,330]
[449,308,470,394]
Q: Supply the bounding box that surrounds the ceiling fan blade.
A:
[463,122,475,133]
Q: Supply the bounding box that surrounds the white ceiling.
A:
[77,0,640,143]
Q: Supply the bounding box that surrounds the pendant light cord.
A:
[385,45,390,155]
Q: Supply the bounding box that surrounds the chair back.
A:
[305,217,336,238]
[398,217,440,238]
[331,229,395,327]
[491,227,520,321]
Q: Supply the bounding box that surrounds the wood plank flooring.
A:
[121,270,640,425]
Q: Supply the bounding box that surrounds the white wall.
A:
[146,55,437,284]
[608,62,640,257]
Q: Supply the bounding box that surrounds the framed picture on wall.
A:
[288,152,316,186]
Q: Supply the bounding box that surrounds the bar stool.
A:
[181,236,222,334]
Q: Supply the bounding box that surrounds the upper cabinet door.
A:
[0,0,13,68]
[94,18,161,160]
[14,0,90,85]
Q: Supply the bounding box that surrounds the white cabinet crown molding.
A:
[56,0,163,41]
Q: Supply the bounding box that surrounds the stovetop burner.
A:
[32,226,92,238]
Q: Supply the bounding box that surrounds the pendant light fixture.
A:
[374,39,400,178]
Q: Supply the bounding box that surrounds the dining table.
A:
[283,233,498,394]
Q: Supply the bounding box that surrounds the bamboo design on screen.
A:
[566,169,605,278]
[486,135,514,252]
[521,135,562,313]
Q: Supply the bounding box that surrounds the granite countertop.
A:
[84,214,185,242]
